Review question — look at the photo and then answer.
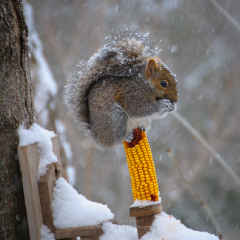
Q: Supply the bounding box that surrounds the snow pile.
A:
[100,212,218,240]
[141,212,219,240]
[52,177,114,228]
[41,225,55,240]
[18,123,57,178]
[100,222,137,240]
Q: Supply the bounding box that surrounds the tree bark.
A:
[0,0,34,239]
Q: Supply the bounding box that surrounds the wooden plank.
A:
[130,204,162,239]
[39,164,57,233]
[55,225,103,239]
[39,137,64,233]
[18,136,61,240]
[136,215,155,238]
[18,143,43,240]
[129,203,162,217]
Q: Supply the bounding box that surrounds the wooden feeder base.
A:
[18,136,109,240]
[130,203,162,238]
[55,224,103,240]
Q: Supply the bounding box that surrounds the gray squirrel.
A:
[65,36,178,147]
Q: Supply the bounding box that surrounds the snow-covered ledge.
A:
[18,123,219,240]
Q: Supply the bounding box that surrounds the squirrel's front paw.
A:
[125,132,134,143]
[125,126,145,143]
[138,125,146,132]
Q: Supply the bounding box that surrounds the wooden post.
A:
[130,204,162,238]
[18,141,43,240]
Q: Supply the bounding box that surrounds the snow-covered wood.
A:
[18,135,63,239]
[18,130,113,240]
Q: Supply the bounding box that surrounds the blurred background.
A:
[24,0,240,239]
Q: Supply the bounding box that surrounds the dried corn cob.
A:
[123,128,159,202]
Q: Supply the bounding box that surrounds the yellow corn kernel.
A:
[123,129,160,202]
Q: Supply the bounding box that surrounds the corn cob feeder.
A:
[123,128,162,238]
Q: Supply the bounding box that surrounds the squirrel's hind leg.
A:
[89,103,128,147]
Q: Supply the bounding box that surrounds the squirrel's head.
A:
[145,57,178,108]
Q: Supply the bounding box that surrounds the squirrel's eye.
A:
[160,80,168,88]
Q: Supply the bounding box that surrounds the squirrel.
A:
[65,36,178,147]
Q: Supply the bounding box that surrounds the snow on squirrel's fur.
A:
[18,123,57,179]
[52,177,114,228]
[64,29,162,130]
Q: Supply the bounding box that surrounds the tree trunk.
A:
[0,0,34,239]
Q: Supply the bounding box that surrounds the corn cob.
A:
[123,128,159,202]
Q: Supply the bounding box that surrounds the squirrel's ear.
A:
[145,58,158,79]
